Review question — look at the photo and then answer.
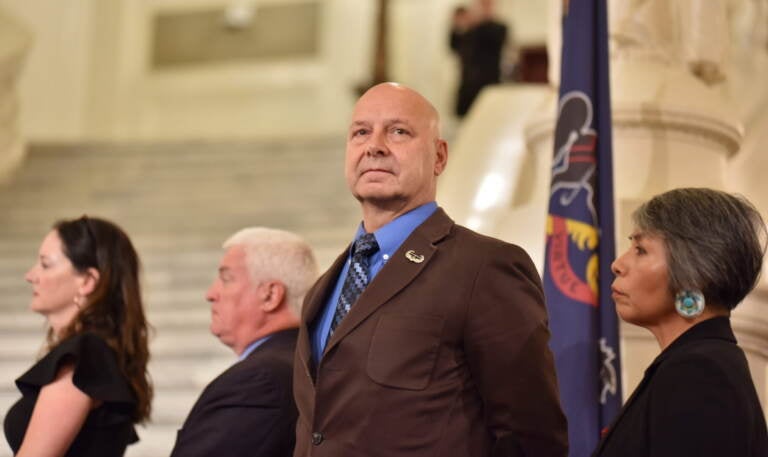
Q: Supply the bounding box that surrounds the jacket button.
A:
[311,432,324,445]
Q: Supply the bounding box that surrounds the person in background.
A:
[170,227,318,457]
[450,0,508,117]
[292,82,567,457]
[594,188,768,457]
[3,215,152,457]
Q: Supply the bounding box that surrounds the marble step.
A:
[0,138,358,457]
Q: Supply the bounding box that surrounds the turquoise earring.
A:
[675,290,705,318]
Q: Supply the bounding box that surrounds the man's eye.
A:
[352,129,368,137]
[392,128,409,135]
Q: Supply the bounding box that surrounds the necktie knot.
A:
[353,233,379,259]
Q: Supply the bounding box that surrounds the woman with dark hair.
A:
[4,216,152,457]
[593,188,768,457]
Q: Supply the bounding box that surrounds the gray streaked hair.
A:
[223,227,319,316]
[633,187,767,310]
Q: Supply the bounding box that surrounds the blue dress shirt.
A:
[310,202,438,364]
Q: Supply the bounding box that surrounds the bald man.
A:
[293,83,567,457]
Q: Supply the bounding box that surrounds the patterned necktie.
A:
[330,233,379,335]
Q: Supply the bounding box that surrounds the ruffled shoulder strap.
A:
[16,333,136,406]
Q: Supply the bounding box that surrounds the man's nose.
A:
[205,284,218,302]
[366,131,389,156]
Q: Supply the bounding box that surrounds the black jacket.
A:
[593,317,767,457]
[170,328,299,457]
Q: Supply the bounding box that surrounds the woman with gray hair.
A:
[593,188,768,457]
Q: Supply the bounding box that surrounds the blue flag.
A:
[542,1,622,456]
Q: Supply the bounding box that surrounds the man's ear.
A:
[260,281,286,313]
[79,268,100,297]
[434,139,448,176]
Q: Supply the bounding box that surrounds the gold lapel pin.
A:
[405,250,425,263]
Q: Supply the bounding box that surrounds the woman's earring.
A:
[675,290,705,318]
[73,295,82,309]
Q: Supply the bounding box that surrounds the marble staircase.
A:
[0,139,360,456]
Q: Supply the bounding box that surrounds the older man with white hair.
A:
[171,227,318,457]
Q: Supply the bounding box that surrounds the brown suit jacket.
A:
[293,209,568,457]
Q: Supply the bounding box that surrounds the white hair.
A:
[223,227,319,316]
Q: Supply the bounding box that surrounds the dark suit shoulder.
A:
[204,330,297,402]
[652,328,751,396]
[651,339,754,409]
[243,328,298,361]
[201,361,283,407]
[652,346,735,395]
[171,334,298,457]
[595,337,766,457]
[643,338,765,456]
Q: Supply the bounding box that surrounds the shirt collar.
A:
[353,202,438,257]
[237,334,272,362]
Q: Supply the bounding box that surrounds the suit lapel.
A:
[593,359,658,454]
[297,249,349,376]
[323,209,453,356]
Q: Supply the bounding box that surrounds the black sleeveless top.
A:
[4,333,139,456]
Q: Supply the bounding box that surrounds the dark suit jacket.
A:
[293,209,568,457]
[170,328,298,457]
[593,317,767,457]
[450,19,507,116]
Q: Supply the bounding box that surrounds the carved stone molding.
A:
[524,104,742,157]
[611,107,742,156]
